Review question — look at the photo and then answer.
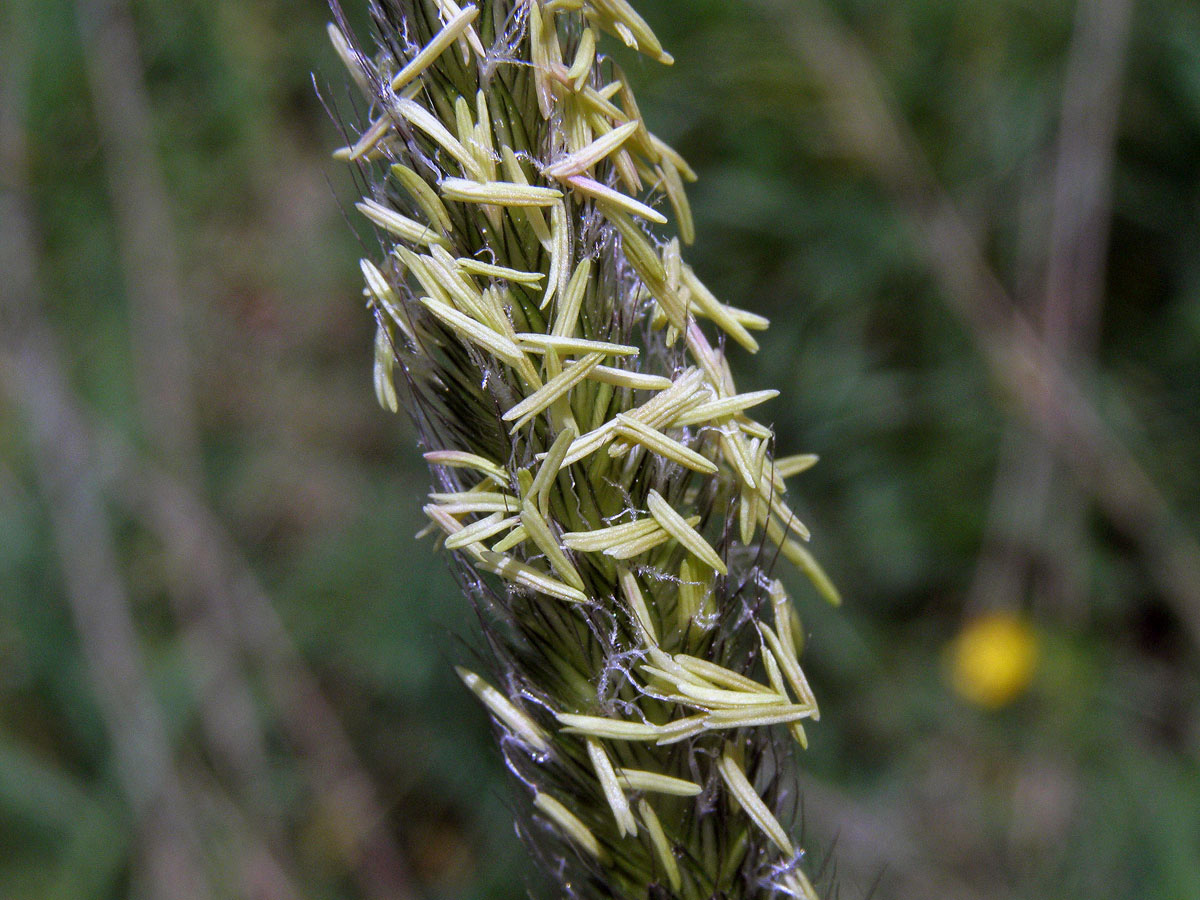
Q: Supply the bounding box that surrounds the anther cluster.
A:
[329,2,838,896]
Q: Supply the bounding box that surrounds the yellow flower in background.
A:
[949,613,1039,708]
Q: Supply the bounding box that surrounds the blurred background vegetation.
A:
[2,0,1198,898]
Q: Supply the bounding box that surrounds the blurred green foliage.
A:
[1,1,1197,899]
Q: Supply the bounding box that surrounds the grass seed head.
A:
[331,1,839,895]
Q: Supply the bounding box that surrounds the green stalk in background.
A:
[328,1,840,896]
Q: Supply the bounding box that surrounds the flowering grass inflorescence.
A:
[328,1,839,896]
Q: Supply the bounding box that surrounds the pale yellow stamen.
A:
[585,0,671,63]
[658,161,694,244]
[393,97,487,180]
[739,487,758,547]
[653,714,708,745]
[396,247,452,307]
[373,325,399,413]
[586,738,638,837]
[418,296,529,369]
[614,414,718,474]
[534,793,608,862]
[567,27,596,90]
[681,265,760,352]
[717,749,795,857]
[673,656,777,695]
[562,517,665,552]
[588,366,672,391]
[718,427,759,490]
[672,681,787,709]
[758,623,819,716]
[428,245,504,329]
[521,499,586,592]
[544,120,640,179]
[429,490,519,515]
[430,0,487,58]
[490,524,527,554]
[638,799,682,890]
[616,769,702,797]
[516,333,638,357]
[674,390,779,426]
[600,205,687,327]
[556,713,665,741]
[528,1,554,118]
[500,146,552,247]
[443,513,522,550]
[559,420,620,467]
[705,705,815,729]
[440,177,563,207]
[605,527,676,560]
[475,550,588,603]
[502,352,605,432]
[456,258,545,285]
[761,643,788,699]
[761,493,811,542]
[530,424,578,517]
[617,566,658,645]
[457,667,549,751]
[780,869,821,900]
[389,5,480,91]
[391,164,455,235]
[357,199,449,248]
[471,90,497,180]
[361,258,415,342]
[345,115,393,161]
[567,174,667,224]
[543,201,571,309]
[775,453,820,478]
[326,23,372,96]
[550,258,592,339]
[646,489,727,575]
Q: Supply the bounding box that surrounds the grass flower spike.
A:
[329,2,839,896]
